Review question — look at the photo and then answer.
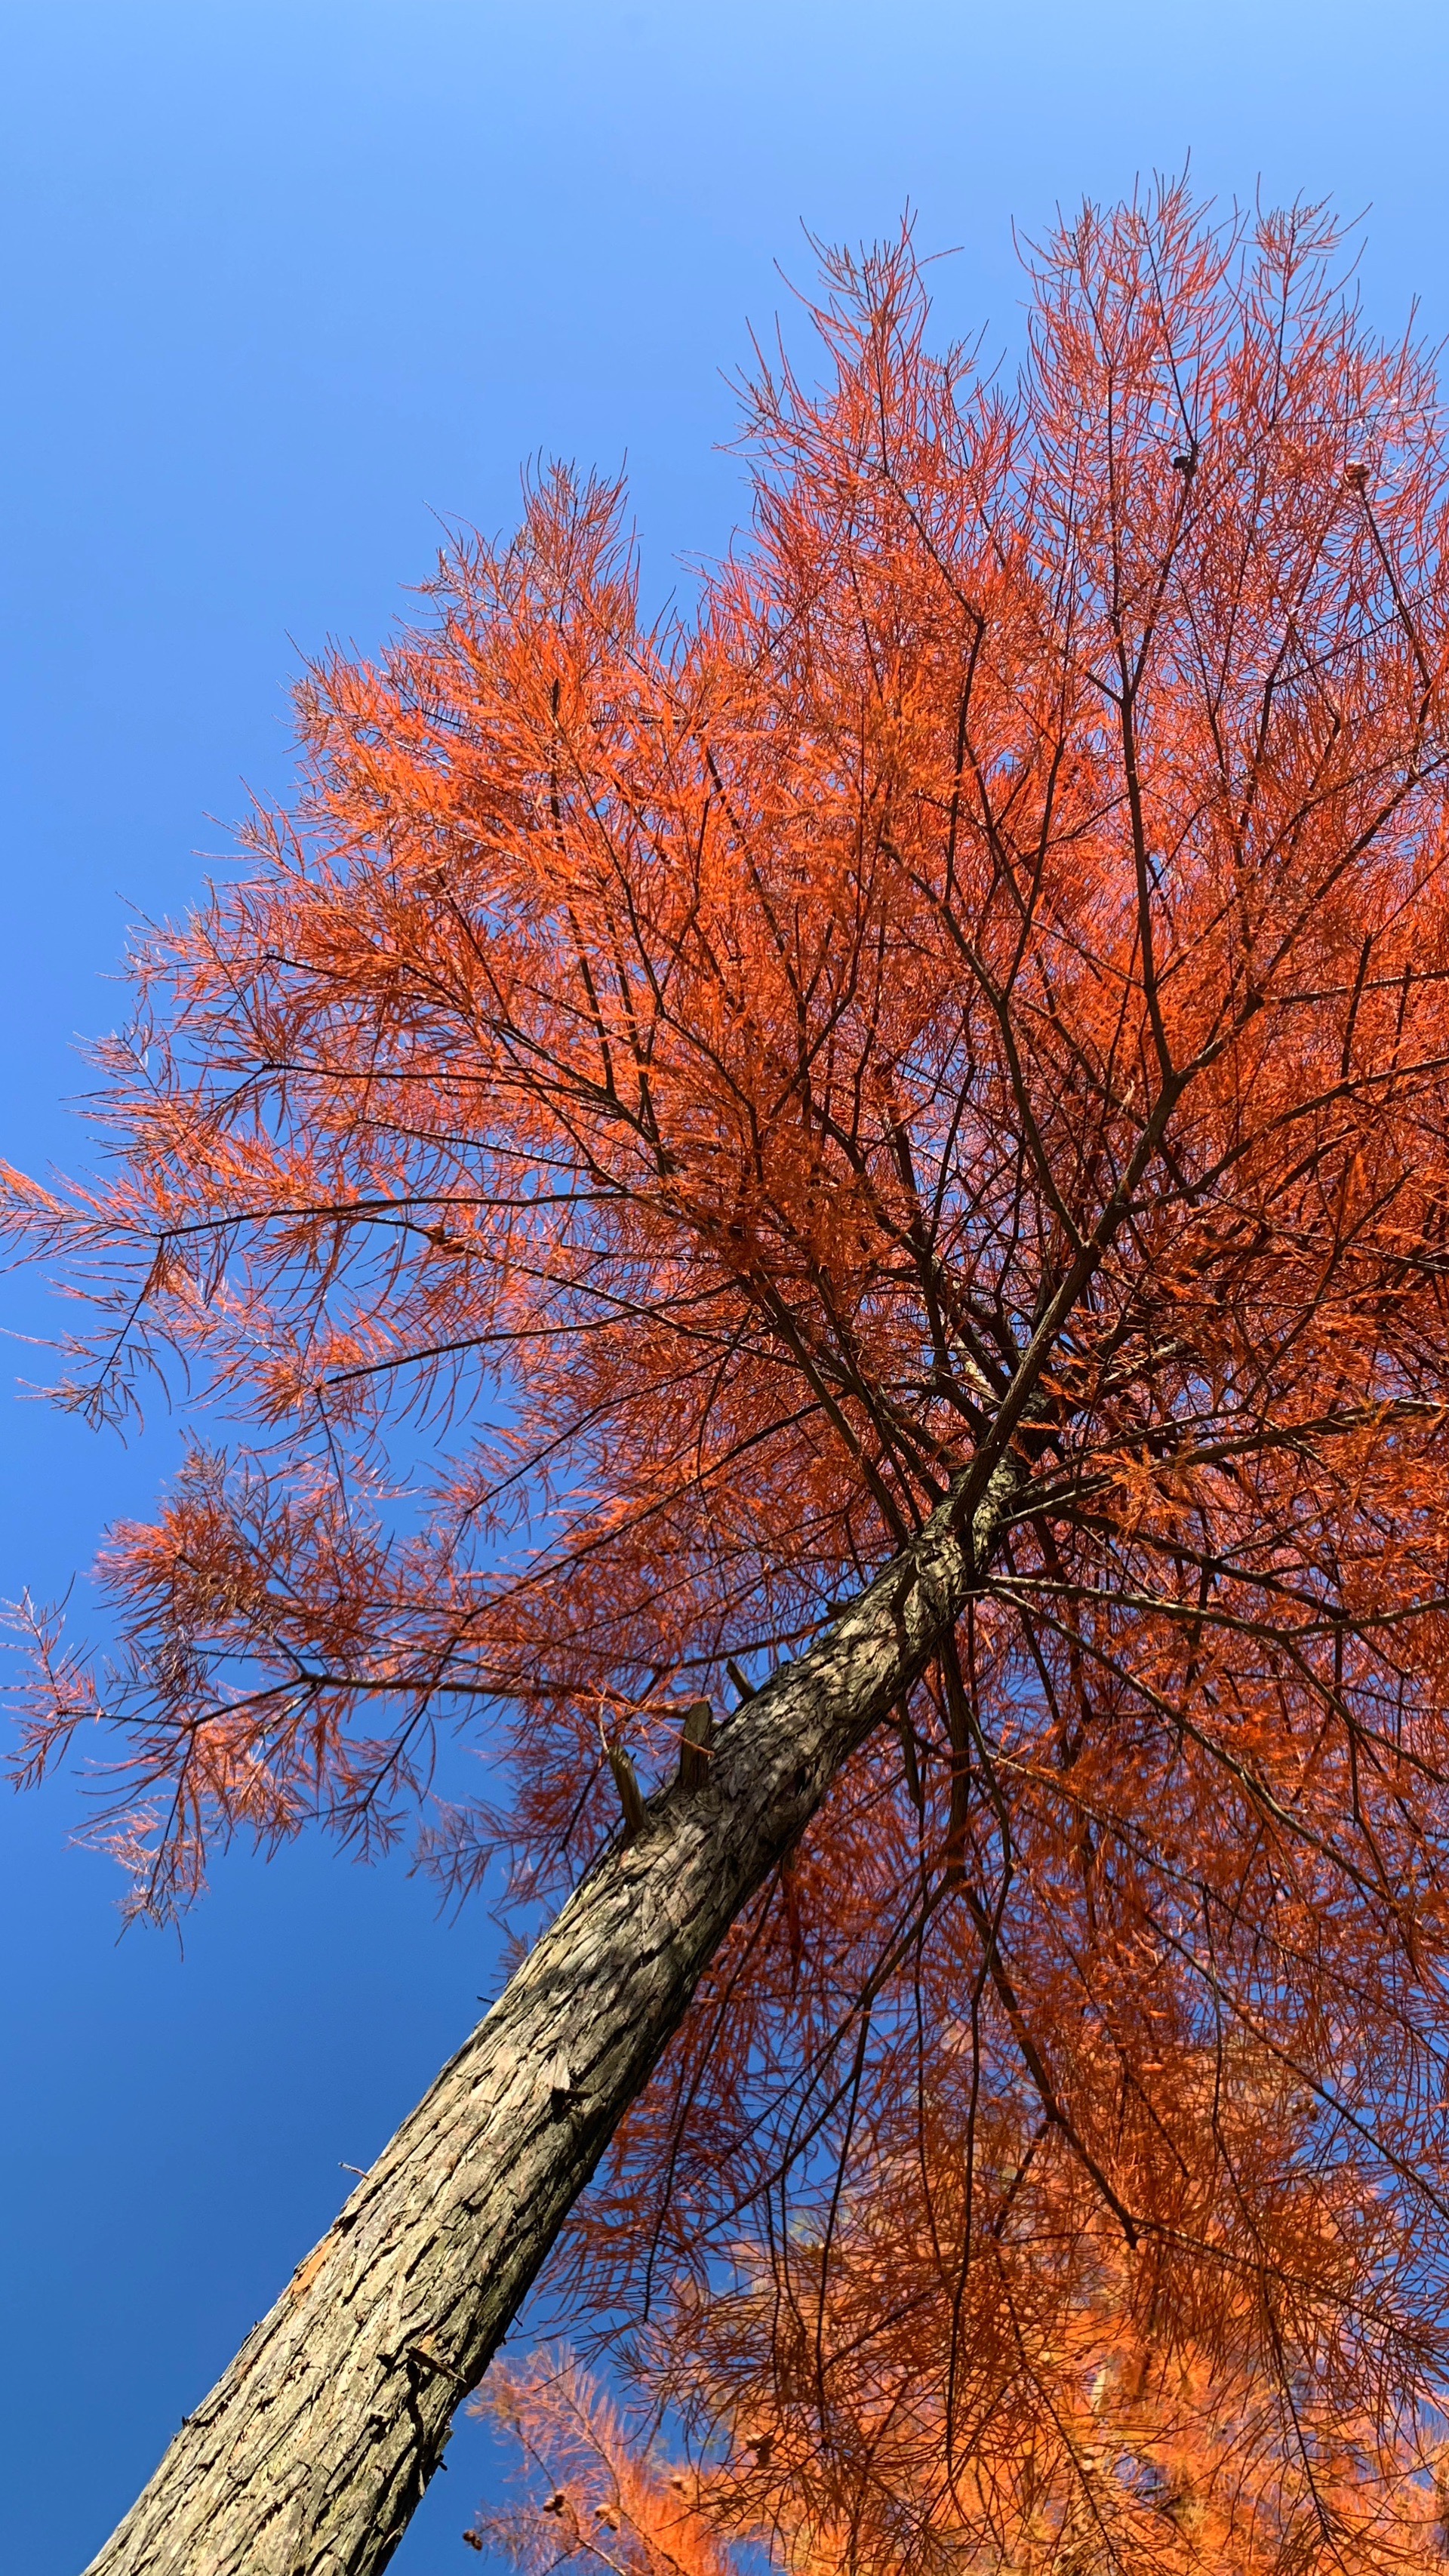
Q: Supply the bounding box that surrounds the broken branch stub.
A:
[678,1700,715,1793]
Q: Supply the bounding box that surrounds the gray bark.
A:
[83,1465,1012,2576]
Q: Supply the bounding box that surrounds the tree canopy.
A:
[11,180,1449,2570]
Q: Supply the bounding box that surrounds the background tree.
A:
[472,2316,1449,2576]
[9,179,1449,2573]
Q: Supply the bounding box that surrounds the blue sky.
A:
[4,3,1448,2567]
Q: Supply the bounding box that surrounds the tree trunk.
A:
[85,1466,1012,2576]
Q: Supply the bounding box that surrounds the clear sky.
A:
[4,3,1448,2568]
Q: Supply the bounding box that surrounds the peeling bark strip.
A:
[85,1469,1012,2576]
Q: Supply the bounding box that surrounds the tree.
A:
[9,177,1449,2573]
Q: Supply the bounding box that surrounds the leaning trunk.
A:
[85,1468,1011,2576]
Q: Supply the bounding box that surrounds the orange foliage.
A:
[11,180,1449,2558]
[470,2357,734,2576]
[473,2331,1447,2576]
